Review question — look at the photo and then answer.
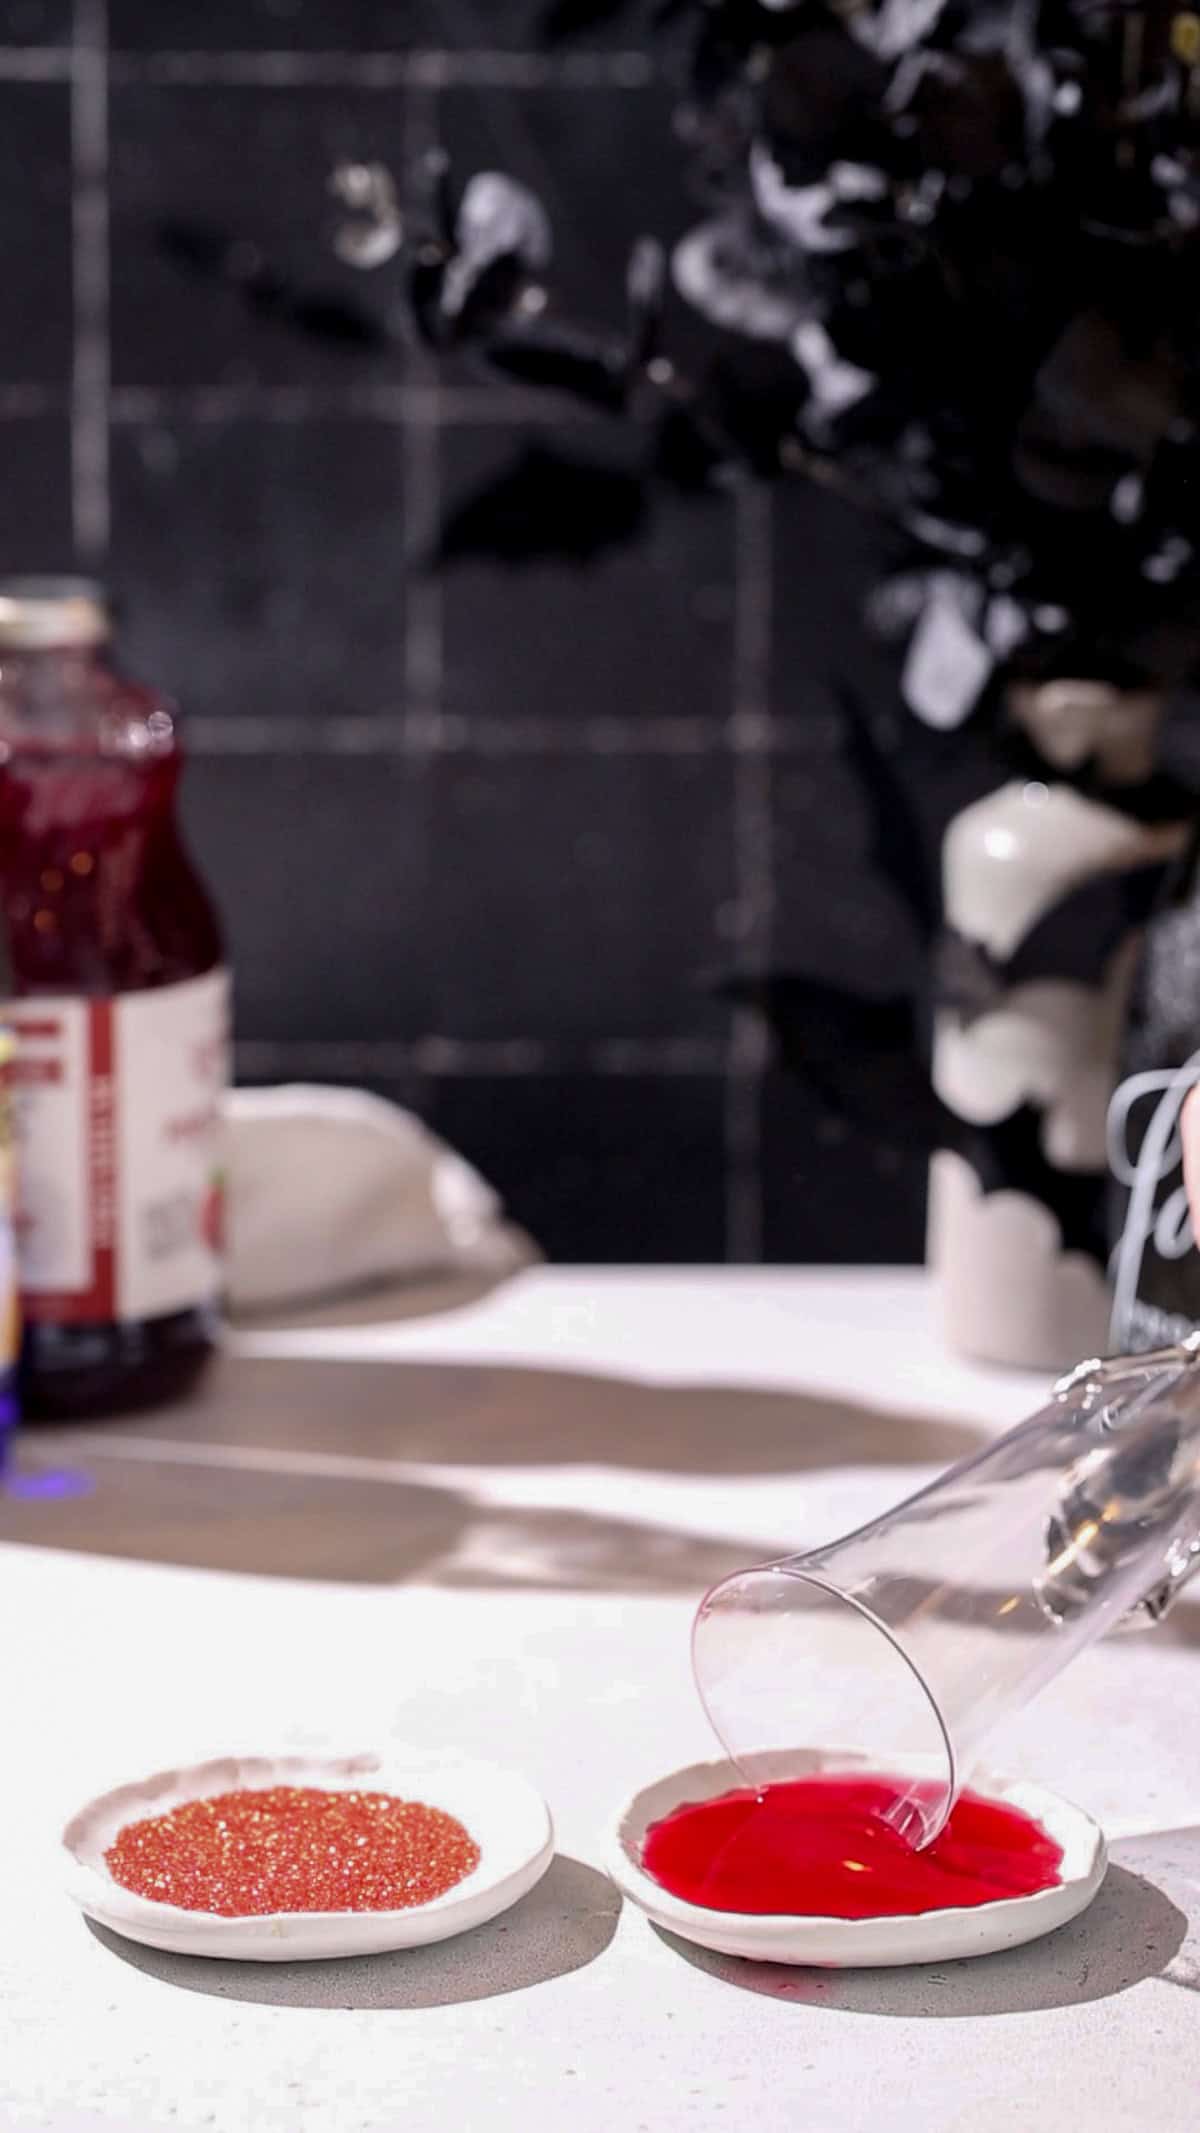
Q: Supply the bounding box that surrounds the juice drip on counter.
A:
[642,1774,1063,1917]
[106,1786,481,1916]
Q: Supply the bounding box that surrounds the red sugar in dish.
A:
[105,1785,481,1917]
[641,1774,1063,1918]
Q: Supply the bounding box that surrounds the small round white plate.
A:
[607,1748,1106,1968]
[63,1747,554,1962]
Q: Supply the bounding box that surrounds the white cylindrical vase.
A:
[929,682,1191,1369]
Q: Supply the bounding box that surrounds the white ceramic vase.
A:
[929,682,1191,1370]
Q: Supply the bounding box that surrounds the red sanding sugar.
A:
[105,1785,481,1916]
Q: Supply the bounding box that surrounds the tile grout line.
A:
[0,385,63,416]
[0,46,72,78]
[730,483,776,941]
[35,25,755,1228]
[104,383,597,425]
[724,480,775,1264]
[233,1036,728,1077]
[183,711,830,756]
[182,710,838,757]
[101,49,654,89]
[69,0,109,562]
[398,76,444,751]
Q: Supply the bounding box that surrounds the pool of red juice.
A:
[641,1774,1063,1917]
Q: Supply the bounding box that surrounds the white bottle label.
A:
[10,969,230,1323]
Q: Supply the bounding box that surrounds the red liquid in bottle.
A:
[642,1775,1063,1917]
[0,581,228,1417]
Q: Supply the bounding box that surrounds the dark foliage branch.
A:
[333,0,1200,726]
[159,1,1200,716]
[157,2,1200,1141]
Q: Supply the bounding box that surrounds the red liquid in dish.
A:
[641,1775,1063,1917]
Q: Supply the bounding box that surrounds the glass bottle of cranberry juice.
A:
[0,579,228,1417]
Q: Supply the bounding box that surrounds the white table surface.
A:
[2,1267,1199,2133]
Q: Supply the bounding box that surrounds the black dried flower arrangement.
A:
[162,0,1200,1174]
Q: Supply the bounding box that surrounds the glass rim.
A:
[691,1561,959,1849]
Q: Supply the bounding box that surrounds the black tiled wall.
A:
[0,1,932,1264]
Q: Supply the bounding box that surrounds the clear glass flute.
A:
[693,1338,1200,1847]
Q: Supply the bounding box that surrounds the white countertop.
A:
[3,1267,1199,2133]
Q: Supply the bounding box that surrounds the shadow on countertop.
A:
[29,1346,988,1475]
[91,1830,1200,2019]
[0,1451,784,1590]
[87,1853,620,2010]
[0,1351,984,1588]
[658,1824,1200,2018]
[658,1867,1185,2017]
[13,1355,1200,1642]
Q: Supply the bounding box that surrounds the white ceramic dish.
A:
[607,1748,1106,1968]
[63,1747,554,1961]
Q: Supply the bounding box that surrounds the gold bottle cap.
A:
[0,576,110,650]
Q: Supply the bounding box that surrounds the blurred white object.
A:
[226,1084,520,1312]
[929,683,1191,1369]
